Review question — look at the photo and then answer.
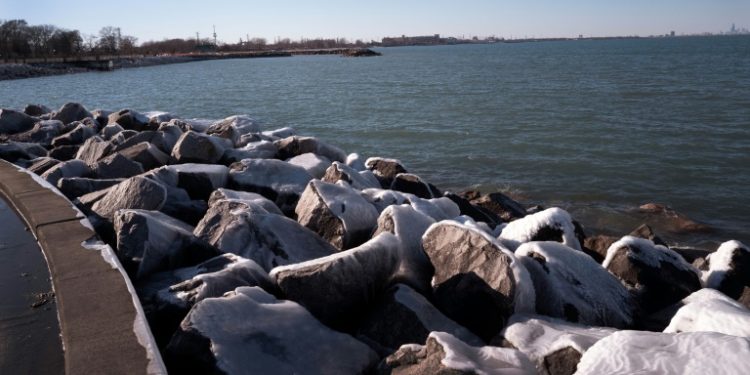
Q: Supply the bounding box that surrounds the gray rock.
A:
[157,123,184,152]
[444,192,502,227]
[6,119,65,146]
[117,141,172,171]
[147,164,229,200]
[322,161,381,190]
[390,173,441,199]
[0,108,37,134]
[274,135,347,162]
[91,176,168,219]
[114,209,220,279]
[92,152,144,179]
[111,130,171,154]
[295,180,379,250]
[47,145,80,161]
[221,140,277,163]
[0,142,33,162]
[51,102,91,125]
[100,123,124,140]
[75,136,113,165]
[470,191,528,222]
[40,159,92,186]
[57,177,124,200]
[27,157,61,175]
[286,153,331,179]
[50,123,97,147]
[270,233,432,330]
[207,188,282,215]
[378,331,535,375]
[108,108,150,131]
[90,109,112,127]
[23,104,52,116]
[365,157,408,188]
[171,130,228,164]
[166,286,378,375]
[228,158,313,215]
[421,221,533,341]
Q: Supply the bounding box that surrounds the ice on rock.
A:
[207,188,282,215]
[166,286,378,375]
[322,161,381,190]
[345,152,366,171]
[379,331,536,375]
[295,180,379,250]
[365,157,408,188]
[575,330,750,375]
[359,188,460,221]
[261,126,296,140]
[40,158,92,186]
[274,135,347,162]
[664,288,750,337]
[500,314,616,375]
[516,241,633,328]
[286,152,331,179]
[499,207,581,251]
[146,163,229,200]
[228,158,313,215]
[701,240,750,300]
[372,204,436,258]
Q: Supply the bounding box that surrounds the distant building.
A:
[381,34,443,46]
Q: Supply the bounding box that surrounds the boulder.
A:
[108,108,150,131]
[152,164,229,201]
[346,152,367,171]
[27,157,61,175]
[47,145,80,161]
[372,204,436,259]
[90,109,112,127]
[51,102,91,125]
[209,115,260,136]
[0,108,37,134]
[444,192,502,227]
[23,104,52,116]
[295,180,379,250]
[194,204,335,271]
[286,153,331,179]
[516,241,633,328]
[75,136,113,165]
[114,209,220,279]
[421,221,535,341]
[638,203,711,233]
[91,176,167,220]
[499,207,582,251]
[228,158,313,215]
[358,284,483,353]
[378,331,536,375]
[575,330,750,375]
[500,314,616,375]
[111,130,171,154]
[274,135,347,162]
[7,119,65,146]
[664,288,750,337]
[221,140,278,163]
[57,177,124,200]
[581,234,617,263]
[0,142,33,162]
[92,152,144,179]
[157,123,184,152]
[50,123,97,147]
[117,141,172,171]
[143,111,176,127]
[166,286,378,375]
[359,188,460,221]
[469,191,527,222]
[40,159,92,186]
[602,236,701,317]
[365,157,407,188]
[100,123,124,140]
[700,240,750,306]
[270,233,432,331]
[322,161,381,190]
[629,223,667,246]
[171,130,228,164]
[390,173,441,199]
[207,188,282,215]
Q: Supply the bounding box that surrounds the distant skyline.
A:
[1,0,748,43]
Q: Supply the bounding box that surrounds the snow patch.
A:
[430,331,536,374]
[603,236,698,274]
[703,240,749,288]
[499,208,581,251]
[664,288,750,337]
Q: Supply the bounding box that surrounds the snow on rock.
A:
[148,163,229,200]
[295,180,379,250]
[700,240,750,303]
[209,115,260,137]
[171,130,228,164]
[91,176,167,220]
[664,288,750,337]
[114,209,220,279]
[499,208,581,251]
[166,286,379,375]
[516,241,633,328]
[40,158,92,186]
[322,161,381,190]
[379,331,536,375]
[575,330,750,375]
[372,204,436,260]
[358,284,483,353]
[500,314,616,375]
[286,152,331,179]
[270,233,432,331]
[603,236,701,315]
[261,126,296,140]
[207,188,282,215]
[143,111,176,127]
[359,188,460,221]
[222,140,277,163]
[365,157,408,188]
[228,158,313,215]
[345,152,366,171]
[390,172,441,199]
[421,220,535,341]
[274,135,347,162]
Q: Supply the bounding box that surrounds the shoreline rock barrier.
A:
[2,102,749,374]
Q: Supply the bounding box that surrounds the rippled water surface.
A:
[2,36,749,247]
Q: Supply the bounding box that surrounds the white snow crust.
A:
[499,208,581,251]
[664,288,750,337]
[703,240,749,288]
[430,331,536,375]
[602,236,698,275]
[286,152,331,179]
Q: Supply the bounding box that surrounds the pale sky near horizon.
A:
[1,1,748,43]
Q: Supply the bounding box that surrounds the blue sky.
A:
[1,0,748,43]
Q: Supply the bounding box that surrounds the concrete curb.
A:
[0,160,166,374]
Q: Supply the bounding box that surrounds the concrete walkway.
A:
[0,160,165,374]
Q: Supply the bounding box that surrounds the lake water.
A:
[1,36,749,248]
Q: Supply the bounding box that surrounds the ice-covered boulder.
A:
[699,240,750,305]
[322,161,381,190]
[108,108,150,131]
[228,158,313,215]
[270,233,432,330]
[365,157,408,188]
[346,152,366,171]
[295,180,379,250]
[221,140,277,163]
[372,204,436,258]
[359,188,460,221]
[469,191,527,222]
[603,236,701,316]
[207,188,282,215]
[499,207,581,251]
[500,314,616,375]
[171,130,228,164]
[0,108,37,134]
[50,123,97,147]
[664,288,750,337]
[209,115,260,137]
[143,111,176,127]
[516,241,633,328]
[274,135,347,162]
[148,164,229,200]
[51,102,91,125]
[92,152,144,179]
[195,206,335,271]
[358,284,483,353]
[261,126,295,140]
[157,123,183,151]
[40,159,92,186]
[286,152,331,179]
[166,286,378,375]
[390,173,441,199]
[421,221,535,341]
[378,331,536,375]
[575,331,750,375]
[117,141,172,171]
[114,209,220,279]
[91,176,167,219]
[57,177,123,200]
